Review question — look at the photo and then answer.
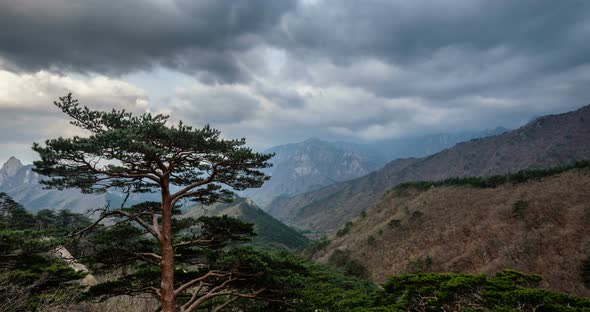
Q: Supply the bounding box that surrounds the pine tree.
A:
[32,93,274,311]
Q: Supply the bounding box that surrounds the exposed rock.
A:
[0,156,23,185]
[53,246,97,287]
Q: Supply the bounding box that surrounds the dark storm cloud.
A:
[278,1,590,64]
[227,0,590,142]
[1,0,590,155]
[0,0,296,83]
[274,0,590,101]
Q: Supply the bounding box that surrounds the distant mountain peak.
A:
[303,137,323,144]
[3,156,23,166]
[0,156,24,182]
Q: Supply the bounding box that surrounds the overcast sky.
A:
[1,0,589,164]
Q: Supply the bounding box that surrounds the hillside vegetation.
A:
[184,196,309,250]
[312,166,590,297]
[3,197,588,311]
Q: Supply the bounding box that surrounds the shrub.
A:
[336,222,354,237]
[367,235,376,245]
[393,160,590,193]
[328,249,367,278]
[388,219,401,227]
[512,200,529,218]
[302,237,330,259]
[406,256,432,273]
[379,270,590,311]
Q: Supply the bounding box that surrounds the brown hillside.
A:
[313,168,590,297]
[268,104,590,233]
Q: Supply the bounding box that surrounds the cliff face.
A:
[246,138,383,207]
[267,104,590,233]
[0,156,24,185]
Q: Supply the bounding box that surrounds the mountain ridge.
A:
[245,127,509,207]
[184,196,309,250]
[267,104,590,233]
[312,165,590,297]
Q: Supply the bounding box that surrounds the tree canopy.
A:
[32,93,276,311]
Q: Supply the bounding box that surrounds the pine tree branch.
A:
[173,238,215,249]
[174,271,230,296]
[171,163,221,201]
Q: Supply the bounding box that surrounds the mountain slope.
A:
[0,161,145,213]
[184,197,309,250]
[312,166,590,297]
[246,128,508,208]
[243,138,383,207]
[0,163,106,212]
[267,104,590,233]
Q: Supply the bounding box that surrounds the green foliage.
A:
[280,266,590,312]
[0,194,89,311]
[231,200,309,250]
[360,210,367,218]
[31,94,278,310]
[32,93,273,202]
[367,235,376,245]
[336,221,354,237]
[297,263,377,311]
[377,270,590,311]
[512,199,529,218]
[302,237,330,259]
[0,192,36,230]
[393,160,590,194]
[406,256,432,273]
[328,249,368,278]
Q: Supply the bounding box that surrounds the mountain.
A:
[368,127,509,161]
[0,156,24,185]
[0,126,505,213]
[267,104,590,233]
[311,165,590,297]
[245,128,508,207]
[0,160,139,213]
[243,138,384,207]
[184,196,309,250]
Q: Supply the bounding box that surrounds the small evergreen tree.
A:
[0,193,89,312]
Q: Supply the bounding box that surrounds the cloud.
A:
[0,69,149,162]
[0,0,589,160]
[0,0,296,83]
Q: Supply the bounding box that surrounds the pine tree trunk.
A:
[160,191,176,312]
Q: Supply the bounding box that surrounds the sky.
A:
[1,0,589,164]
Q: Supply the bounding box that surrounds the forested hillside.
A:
[184,196,309,250]
[2,192,589,311]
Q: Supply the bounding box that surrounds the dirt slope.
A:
[313,168,590,296]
